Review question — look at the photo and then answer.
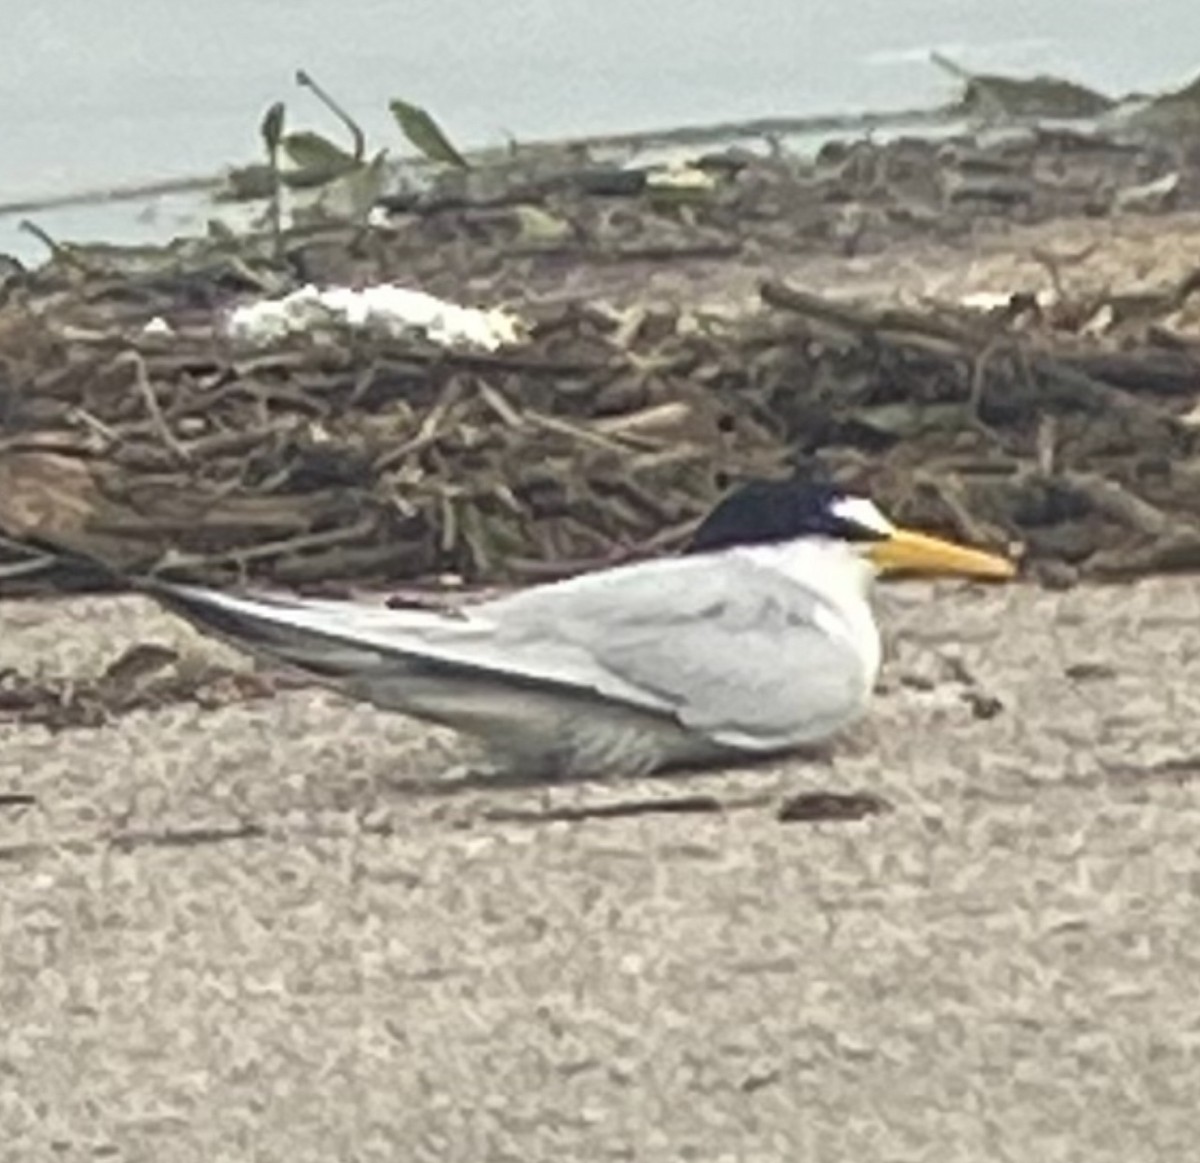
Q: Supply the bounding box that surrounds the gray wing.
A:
[153,556,869,750]
[480,555,870,749]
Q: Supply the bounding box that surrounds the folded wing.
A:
[480,557,868,748]
[152,554,866,749]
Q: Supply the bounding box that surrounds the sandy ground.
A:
[3,576,1200,1161]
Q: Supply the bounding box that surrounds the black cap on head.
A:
[685,479,888,555]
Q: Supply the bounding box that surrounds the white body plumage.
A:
[147,482,1013,780]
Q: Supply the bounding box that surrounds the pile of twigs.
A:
[2,118,1200,593]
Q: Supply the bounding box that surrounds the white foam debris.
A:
[643,163,717,193]
[959,289,1059,313]
[225,284,525,351]
[141,316,174,336]
[958,291,1014,312]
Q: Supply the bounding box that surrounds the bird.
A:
[143,479,1016,780]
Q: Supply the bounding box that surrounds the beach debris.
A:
[1114,172,1181,215]
[1,106,1200,596]
[294,69,366,164]
[1126,70,1200,131]
[930,52,1116,122]
[225,283,526,350]
[0,648,290,731]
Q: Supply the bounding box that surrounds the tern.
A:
[146,479,1016,779]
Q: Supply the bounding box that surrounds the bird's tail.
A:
[0,532,129,594]
[141,581,586,756]
[143,582,406,682]
[5,530,400,684]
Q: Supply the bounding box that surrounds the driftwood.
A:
[2,118,1200,593]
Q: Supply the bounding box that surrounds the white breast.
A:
[735,538,884,696]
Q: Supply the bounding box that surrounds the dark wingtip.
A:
[142,581,290,648]
[0,535,131,594]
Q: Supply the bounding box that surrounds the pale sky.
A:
[2,0,1197,201]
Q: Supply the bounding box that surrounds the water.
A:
[3,0,1198,262]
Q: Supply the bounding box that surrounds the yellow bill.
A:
[867,527,1017,580]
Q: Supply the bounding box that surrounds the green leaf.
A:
[281,131,359,176]
[388,98,469,169]
[260,102,286,154]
